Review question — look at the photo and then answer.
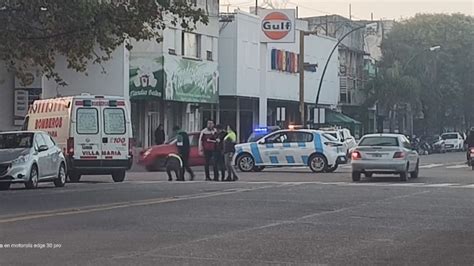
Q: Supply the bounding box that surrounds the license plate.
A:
[372,154,382,158]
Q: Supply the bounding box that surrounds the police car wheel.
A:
[309,154,327,173]
[237,154,255,172]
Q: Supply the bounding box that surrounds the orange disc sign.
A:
[262,12,292,41]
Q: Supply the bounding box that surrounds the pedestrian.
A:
[223,124,239,181]
[173,125,195,181]
[199,120,217,181]
[466,128,474,163]
[215,124,227,181]
[165,153,184,181]
[154,124,165,145]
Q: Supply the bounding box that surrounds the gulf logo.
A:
[262,12,292,41]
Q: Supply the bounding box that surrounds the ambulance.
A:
[23,94,133,182]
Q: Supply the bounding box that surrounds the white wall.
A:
[42,44,129,99]
[0,64,17,131]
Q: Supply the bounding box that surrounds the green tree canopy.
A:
[0,0,208,83]
[366,14,474,133]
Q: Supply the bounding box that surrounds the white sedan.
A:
[351,133,420,182]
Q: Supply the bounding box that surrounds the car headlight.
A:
[12,154,30,165]
[143,149,151,157]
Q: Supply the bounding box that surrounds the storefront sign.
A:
[129,56,164,100]
[163,55,219,104]
[270,49,299,73]
[260,9,295,43]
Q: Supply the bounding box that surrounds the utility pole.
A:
[255,0,258,15]
[299,30,305,126]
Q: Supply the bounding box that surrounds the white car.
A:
[319,127,357,156]
[234,129,348,173]
[351,134,420,182]
[440,132,465,151]
[0,131,67,190]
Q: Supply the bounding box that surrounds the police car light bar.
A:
[254,127,268,133]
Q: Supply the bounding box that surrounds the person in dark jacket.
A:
[223,124,239,181]
[174,125,195,181]
[215,124,227,181]
[199,120,217,181]
[154,124,165,145]
[466,128,474,163]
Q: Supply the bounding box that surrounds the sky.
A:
[221,0,474,20]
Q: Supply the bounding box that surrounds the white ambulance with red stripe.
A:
[23,94,133,183]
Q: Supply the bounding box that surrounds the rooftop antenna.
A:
[371,12,374,21]
[349,3,352,20]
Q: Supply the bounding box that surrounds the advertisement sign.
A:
[163,55,219,104]
[260,9,296,43]
[14,71,42,126]
[129,56,164,100]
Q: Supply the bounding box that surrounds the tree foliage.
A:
[0,0,208,83]
[365,14,474,133]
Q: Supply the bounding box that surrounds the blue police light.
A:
[254,127,268,133]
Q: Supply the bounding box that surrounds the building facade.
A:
[218,11,340,141]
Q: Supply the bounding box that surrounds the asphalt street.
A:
[1,151,473,265]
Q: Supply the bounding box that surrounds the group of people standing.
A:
[199,120,239,181]
[156,120,239,182]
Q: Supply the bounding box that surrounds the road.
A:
[1,152,473,265]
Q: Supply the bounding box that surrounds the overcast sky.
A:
[221,0,474,20]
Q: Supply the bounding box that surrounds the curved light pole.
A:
[402,45,440,72]
[314,22,377,125]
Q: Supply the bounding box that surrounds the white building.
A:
[218,11,340,141]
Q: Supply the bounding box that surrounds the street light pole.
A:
[314,23,376,126]
[299,30,305,126]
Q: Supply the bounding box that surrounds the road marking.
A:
[446,165,468,169]
[423,183,458,187]
[0,184,290,224]
[419,164,444,169]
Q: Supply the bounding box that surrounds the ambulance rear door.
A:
[100,99,129,161]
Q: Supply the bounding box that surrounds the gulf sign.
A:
[260,9,295,43]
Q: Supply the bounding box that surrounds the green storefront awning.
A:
[325,110,361,125]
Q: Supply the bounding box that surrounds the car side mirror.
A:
[38,145,49,152]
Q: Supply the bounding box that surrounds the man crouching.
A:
[166,153,184,181]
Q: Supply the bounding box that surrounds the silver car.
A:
[351,134,420,182]
[0,131,67,190]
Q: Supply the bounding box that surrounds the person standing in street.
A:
[174,125,195,181]
[223,125,239,181]
[466,128,474,163]
[215,124,227,181]
[154,124,165,145]
[199,120,217,181]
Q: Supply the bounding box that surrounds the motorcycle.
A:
[468,147,474,170]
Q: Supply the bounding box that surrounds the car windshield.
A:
[323,133,338,142]
[165,136,177,144]
[441,133,458,140]
[358,136,399,147]
[0,133,34,149]
[248,132,266,142]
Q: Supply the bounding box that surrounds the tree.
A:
[0,0,208,83]
[366,14,474,134]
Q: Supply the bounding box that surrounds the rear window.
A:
[104,108,126,134]
[359,136,399,147]
[76,108,99,134]
[441,133,458,140]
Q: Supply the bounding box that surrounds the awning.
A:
[325,110,361,125]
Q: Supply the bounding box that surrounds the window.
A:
[42,134,56,148]
[359,137,399,147]
[104,108,126,135]
[0,133,33,149]
[206,51,213,61]
[287,132,313,143]
[182,32,201,59]
[34,133,47,149]
[76,108,99,134]
[265,132,288,144]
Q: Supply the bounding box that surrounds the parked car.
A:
[319,127,357,157]
[235,129,347,173]
[0,131,67,190]
[351,133,420,182]
[440,132,465,152]
[139,132,204,171]
[427,135,446,153]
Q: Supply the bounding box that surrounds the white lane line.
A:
[419,164,444,169]
[446,165,468,169]
[423,183,458,187]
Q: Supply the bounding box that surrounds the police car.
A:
[234,129,347,173]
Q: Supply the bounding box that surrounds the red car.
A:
[138,132,205,171]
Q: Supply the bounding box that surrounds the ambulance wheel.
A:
[252,166,265,172]
[237,154,255,172]
[112,171,126,182]
[309,154,327,173]
[68,172,82,183]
